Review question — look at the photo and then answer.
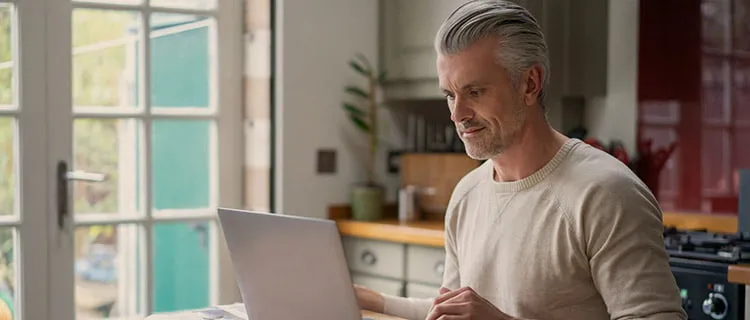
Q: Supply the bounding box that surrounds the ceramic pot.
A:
[350,184,384,221]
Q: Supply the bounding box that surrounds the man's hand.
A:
[353,284,385,313]
[425,287,515,320]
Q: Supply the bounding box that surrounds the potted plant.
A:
[341,53,387,221]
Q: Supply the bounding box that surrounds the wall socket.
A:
[316,149,337,174]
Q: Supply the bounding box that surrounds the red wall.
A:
[638,0,750,215]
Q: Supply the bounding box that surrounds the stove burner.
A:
[663,227,750,263]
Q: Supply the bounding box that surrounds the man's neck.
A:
[490,120,569,182]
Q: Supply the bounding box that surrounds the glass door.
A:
[0,0,50,319]
[45,0,243,318]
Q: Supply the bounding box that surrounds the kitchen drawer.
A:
[405,282,441,299]
[406,245,445,286]
[351,273,404,297]
[342,236,405,279]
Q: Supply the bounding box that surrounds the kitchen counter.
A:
[728,265,750,285]
[335,219,445,247]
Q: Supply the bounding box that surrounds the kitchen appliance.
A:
[664,227,748,319]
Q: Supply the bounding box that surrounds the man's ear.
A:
[522,64,543,107]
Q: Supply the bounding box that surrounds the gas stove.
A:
[663,227,748,319]
[664,227,750,264]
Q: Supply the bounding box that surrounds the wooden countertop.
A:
[330,204,750,284]
[335,219,445,247]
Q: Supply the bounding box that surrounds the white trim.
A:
[0,108,18,116]
[72,111,216,120]
[72,1,217,16]
[141,7,154,315]
[215,0,243,305]
[0,216,19,226]
[16,0,51,318]
[150,107,216,116]
[152,208,216,219]
[45,0,76,318]
[73,215,146,226]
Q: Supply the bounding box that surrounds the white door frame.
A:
[43,0,244,318]
[14,0,51,319]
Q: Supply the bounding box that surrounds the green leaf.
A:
[342,103,366,116]
[349,60,371,77]
[348,113,370,133]
[377,70,387,83]
[345,86,369,98]
[354,52,372,71]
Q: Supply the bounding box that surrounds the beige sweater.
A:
[383,139,686,320]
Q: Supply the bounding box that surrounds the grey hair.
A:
[435,0,550,106]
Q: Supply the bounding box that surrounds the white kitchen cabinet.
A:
[378,0,608,101]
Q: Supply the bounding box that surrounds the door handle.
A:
[57,161,107,229]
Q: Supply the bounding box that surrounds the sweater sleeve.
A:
[382,208,462,320]
[581,178,686,320]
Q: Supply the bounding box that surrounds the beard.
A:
[458,103,527,160]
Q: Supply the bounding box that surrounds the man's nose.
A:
[450,97,473,123]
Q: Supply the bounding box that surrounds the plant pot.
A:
[350,184,384,221]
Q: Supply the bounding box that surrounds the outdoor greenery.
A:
[0,6,134,307]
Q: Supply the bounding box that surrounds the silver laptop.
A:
[217,208,364,320]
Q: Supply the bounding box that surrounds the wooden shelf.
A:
[335,219,445,247]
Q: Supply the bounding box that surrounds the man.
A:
[355,1,686,319]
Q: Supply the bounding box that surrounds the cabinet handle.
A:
[361,250,378,266]
[434,261,445,276]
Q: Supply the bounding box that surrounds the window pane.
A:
[75,224,142,319]
[74,119,142,215]
[701,129,730,194]
[150,0,215,10]
[702,56,729,124]
[73,9,140,109]
[150,14,212,109]
[0,118,15,216]
[736,130,750,194]
[734,59,750,125]
[702,0,731,50]
[153,221,212,312]
[0,228,16,319]
[734,0,750,52]
[0,4,13,107]
[151,120,211,210]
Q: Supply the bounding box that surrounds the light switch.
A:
[317,149,336,174]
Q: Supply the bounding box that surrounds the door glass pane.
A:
[150,0,215,11]
[153,221,212,313]
[74,119,142,215]
[150,14,212,110]
[702,56,730,124]
[733,0,750,53]
[0,118,15,216]
[75,224,142,319]
[73,9,141,109]
[151,120,211,211]
[0,4,13,107]
[0,228,16,320]
[734,59,750,125]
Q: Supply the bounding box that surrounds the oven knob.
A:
[702,293,728,319]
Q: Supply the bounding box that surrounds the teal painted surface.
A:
[153,222,210,313]
[150,18,210,108]
[148,18,212,313]
[151,119,210,210]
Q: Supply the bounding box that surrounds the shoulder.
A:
[554,141,657,209]
[553,142,664,253]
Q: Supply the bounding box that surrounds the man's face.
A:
[437,37,528,160]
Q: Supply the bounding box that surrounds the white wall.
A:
[584,0,640,154]
[274,0,402,218]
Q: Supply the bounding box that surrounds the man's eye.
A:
[445,93,455,100]
[469,89,481,97]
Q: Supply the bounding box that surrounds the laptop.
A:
[217,208,365,320]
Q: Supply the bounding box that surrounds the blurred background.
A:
[1,0,749,319]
